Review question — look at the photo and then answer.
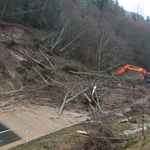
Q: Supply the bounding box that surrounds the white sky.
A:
[118,0,150,19]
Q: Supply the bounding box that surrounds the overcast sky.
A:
[118,0,150,19]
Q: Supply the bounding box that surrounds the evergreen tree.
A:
[146,16,150,25]
[94,0,109,10]
[115,0,119,6]
[132,13,137,22]
[114,0,125,16]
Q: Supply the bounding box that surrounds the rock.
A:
[129,117,137,123]
[118,118,128,123]
[123,108,132,113]
[116,113,124,117]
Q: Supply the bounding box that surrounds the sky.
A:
[118,0,150,19]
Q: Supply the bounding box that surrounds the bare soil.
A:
[0,22,150,150]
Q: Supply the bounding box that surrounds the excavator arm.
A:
[115,64,147,80]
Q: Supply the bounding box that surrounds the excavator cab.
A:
[145,72,150,82]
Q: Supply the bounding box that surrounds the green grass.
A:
[27,43,35,48]
[22,61,32,70]
[0,80,15,90]
[24,75,30,81]
[10,124,88,150]
[124,136,137,148]
[17,70,27,75]
[17,38,35,41]
[48,50,54,56]
[6,79,15,89]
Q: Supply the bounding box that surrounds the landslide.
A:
[1,23,150,150]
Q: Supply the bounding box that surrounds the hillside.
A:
[1,0,150,70]
[1,0,150,149]
[0,22,150,150]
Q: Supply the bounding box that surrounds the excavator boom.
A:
[115,64,147,80]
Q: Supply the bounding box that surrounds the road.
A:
[0,122,21,147]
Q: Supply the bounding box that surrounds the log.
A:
[77,130,88,135]
[65,86,90,103]
[45,75,67,89]
[0,85,46,108]
[0,84,28,97]
[92,85,97,96]
[89,103,95,113]
[13,47,52,70]
[59,85,77,115]
[38,48,55,70]
[91,95,103,113]
[84,93,92,103]
[32,67,50,85]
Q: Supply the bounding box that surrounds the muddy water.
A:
[0,123,21,147]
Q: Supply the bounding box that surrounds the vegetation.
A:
[0,0,150,71]
[22,61,32,70]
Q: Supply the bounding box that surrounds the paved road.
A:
[0,123,21,147]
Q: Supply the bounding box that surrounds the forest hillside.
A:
[1,0,150,70]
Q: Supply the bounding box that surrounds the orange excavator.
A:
[115,64,150,82]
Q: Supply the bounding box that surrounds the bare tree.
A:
[134,3,145,22]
